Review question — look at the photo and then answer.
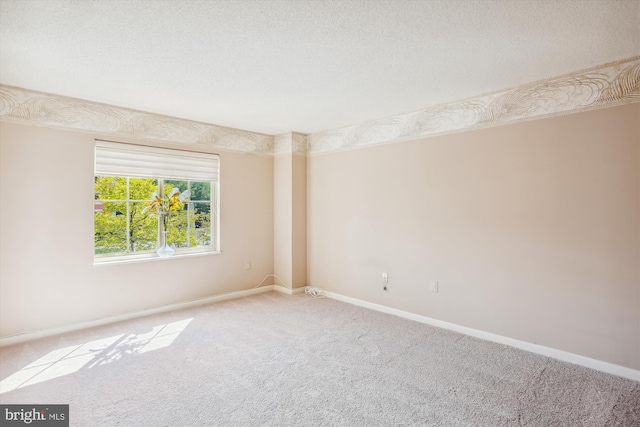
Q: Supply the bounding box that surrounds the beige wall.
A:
[0,122,274,337]
[292,154,307,287]
[1,103,638,371]
[273,153,293,286]
[273,151,307,288]
[307,104,640,370]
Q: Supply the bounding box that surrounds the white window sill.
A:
[93,250,220,266]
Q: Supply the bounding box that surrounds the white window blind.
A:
[95,140,219,182]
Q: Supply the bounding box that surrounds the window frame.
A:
[93,141,220,265]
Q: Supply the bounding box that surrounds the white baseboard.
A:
[322,289,640,382]
[0,285,275,347]
[4,284,637,382]
[274,285,306,295]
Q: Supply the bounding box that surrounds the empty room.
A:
[0,0,638,425]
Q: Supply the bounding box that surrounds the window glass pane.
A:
[95,176,126,200]
[193,202,212,247]
[166,206,190,248]
[94,202,127,254]
[190,181,211,201]
[130,202,158,252]
[163,180,190,248]
[164,180,188,198]
[129,178,157,201]
[94,173,216,259]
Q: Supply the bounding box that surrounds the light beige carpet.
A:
[0,292,638,426]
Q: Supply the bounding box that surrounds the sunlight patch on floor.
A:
[0,318,193,394]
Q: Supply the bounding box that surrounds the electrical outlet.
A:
[243,260,252,270]
[429,281,439,293]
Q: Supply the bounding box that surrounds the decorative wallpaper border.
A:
[1,56,638,156]
[0,86,274,154]
[307,56,640,155]
[274,132,308,156]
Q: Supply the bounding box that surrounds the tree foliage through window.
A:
[94,176,213,256]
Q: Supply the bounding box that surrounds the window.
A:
[94,141,219,262]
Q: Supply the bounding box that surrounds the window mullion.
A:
[126,177,131,252]
[158,179,164,246]
[187,181,192,248]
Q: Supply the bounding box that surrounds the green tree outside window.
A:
[94,176,213,256]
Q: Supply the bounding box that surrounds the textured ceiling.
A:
[1,0,638,135]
